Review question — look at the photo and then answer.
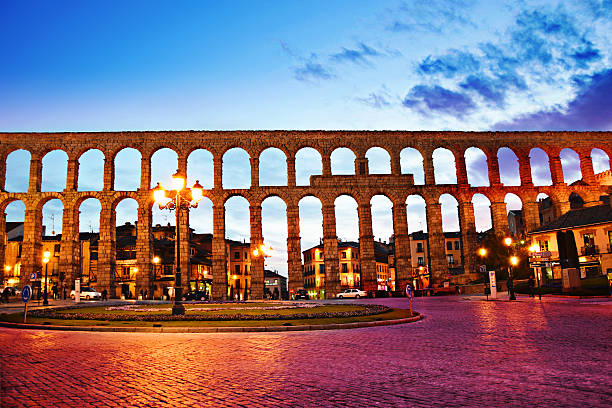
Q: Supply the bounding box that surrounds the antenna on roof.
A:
[51,214,55,235]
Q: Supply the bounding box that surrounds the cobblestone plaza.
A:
[2,296,611,407]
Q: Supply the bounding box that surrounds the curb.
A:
[0,314,423,333]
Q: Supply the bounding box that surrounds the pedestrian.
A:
[528,276,535,298]
[139,289,143,300]
[102,289,108,301]
[52,285,58,300]
[484,283,490,301]
[144,289,148,300]
[1,287,9,303]
[63,287,67,300]
[507,275,515,300]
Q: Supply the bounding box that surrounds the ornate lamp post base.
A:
[172,303,185,315]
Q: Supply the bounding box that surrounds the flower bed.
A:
[30,303,391,322]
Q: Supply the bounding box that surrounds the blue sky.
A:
[2,1,611,276]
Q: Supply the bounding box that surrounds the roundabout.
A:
[0,301,421,332]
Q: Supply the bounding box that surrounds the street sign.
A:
[21,285,32,303]
[29,273,36,280]
[533,251,552,258]
[488,271,497,299]
[479,265,486,273]
[74,279,80,303]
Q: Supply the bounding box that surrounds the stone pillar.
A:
[391,153,401,176]
[488,153,501,186]
[579,154,595,184]
[425,202,446,284]
[322,155,332,177]
[177,155,187,177]
[212,204,227,300]
[20,208,42,287]
[423,154,436,185]
[97,203,116,296]
[322,203,340,298]
[458,201,477,276]
[455,153,469,185]
[491,201,510,237]
[59,203,79,285]
[522,201,540,232]
[250,157,259,188]
[213,156,223,189]
[517,153,533,186]
[286,204,302,295]
[0,153,6,191]
[287,154,296,186]
[65,158,78,191]
[249,205,264,299]
[549,155,565,185]
[392,202,411,290]
[28,156,42,193]
[140,155,151,191]
[0,211,6,283]
[103,158,114,191]
[358,202,377,292]
[555,201,571,218]
[135,202,153,296]
[355,157,368,175]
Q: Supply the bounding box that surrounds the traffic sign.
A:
[29,273,36,280]
[21,285,32,303]
[479,265,486,273]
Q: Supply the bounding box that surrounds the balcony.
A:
[581,245,599,255]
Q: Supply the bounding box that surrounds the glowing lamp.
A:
[153,256,160,264]
[171,170,185,191]
[478,248,487,257]
[510,256,519,266]
[153,182,166,203]
[4,265,10,272]
[43,257,49,264]
[44,250,51,258]
[252,249,259,257]
[504,237,513,247]
[191,180,203,202]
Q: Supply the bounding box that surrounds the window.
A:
[54,244,61,255]
[418,257,424,266]
[416,242,423,252]
[244,251,248,259]
[319,264,325,275]
[90,251,98,260]
[583,233,595,247]
[454,241,460,250]
[342,263,348,273]
[234,251,240,259]
[447,254,454,265]
[446,242,452,251]
[234,265,240,274]
[342,251,347,259]
[538,240,549,252]
[244,264,249,275]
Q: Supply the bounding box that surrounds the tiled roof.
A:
[529,204,612,234]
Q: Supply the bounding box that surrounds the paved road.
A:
[1,296,611,407]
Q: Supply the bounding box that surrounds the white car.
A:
[70,287,101,300]
[336,289,367,299]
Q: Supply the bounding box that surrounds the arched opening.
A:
[187,196,214,295]
[400,148,425,185]
[261,196,288,280]
[3,200,25,287]
[222,148,251,189]
[78,198,101,287]
[295,148,322,186]
[334,195,359,241]
[78,198,101,233]
[591,148,610,174]
[560,148,582,184]
[299,196,324,294]
[225,195,250,300]
[497,147,520,186]
[5,149,30,192]
[439,194,460,232]
[150,148,178,189]
[331,148,356,175]
[504,193,523,238]
[471,194,492,232]
[114,148,141,191]
[187,149,214,190]
[78,149,104,191]
[432,148,457,184]
[529,148,552,186]
[189,197,214,234]
[371,195,393,242]
[365,147,391,174]
[406,195,427,233]
[114,198,139,300]
[41,150,68,192]
[259,148,287,186]
[569,192,585,209]
[536,193,554,225]
[42,199,64,237]
[465,147,489,187]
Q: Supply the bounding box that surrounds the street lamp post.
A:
[251,244,272,300]
[42,250,51,306]
[528,244,542,300]
[153,171,204,315]
[504,237,516,300]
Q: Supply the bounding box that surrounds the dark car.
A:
[294,289,310,300]
[183,290,209,301]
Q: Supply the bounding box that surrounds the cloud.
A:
[387,0,477,33]
[293,59,334,82]
[402,85,475,117]
[494,68,612,130]
[330,43,382,65]
[418,50,480,78]
[357,92,391,109]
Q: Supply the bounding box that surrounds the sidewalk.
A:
[462,291,612,303]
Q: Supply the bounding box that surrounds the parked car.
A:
[183,290,209,301]
[336,288,367,299]
[294,289,310,300]
[70,287,101,300]
[432,282,457,295]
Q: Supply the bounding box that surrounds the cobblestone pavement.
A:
[1,296,611,407]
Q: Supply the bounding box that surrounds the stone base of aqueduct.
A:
[0,131,610,299]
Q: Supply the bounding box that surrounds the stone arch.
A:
[370,194,393,242]
[405,194,427,233]
[224,195,251,242]
[41,198,64,237]
[78,198,102,233]
[295,147,322,186]
[559,148,582,184]
[432,148,457,184]
[591,148,610,174]
[41,149,68,192]
[222,148,251,189]
[497,147,521,186]
[529,148,553,186]
[298,195,323,258]
[400,147,425,185]
[114,197,139,229]
[334,194,359,241]
[4,149,30,192]
[471,193,492,233]
[114,148,142,191]
[568,192,585,209]
[188,196,214,234]
[464,147,490,187]
[261,195,288,275]
[187,148,214,190]
[331,147,356,175]
[365,147,391,174]
[439,193,460,232]
[150,148,179,189]
[78,149,105,192]
[259,147,287,186]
